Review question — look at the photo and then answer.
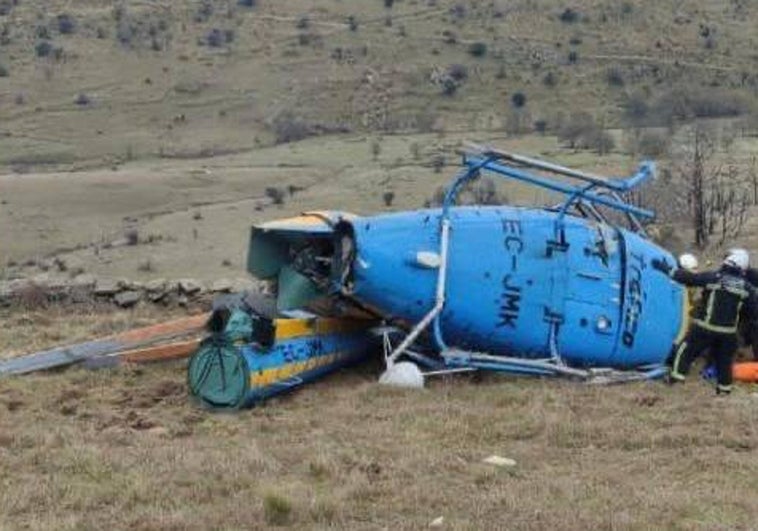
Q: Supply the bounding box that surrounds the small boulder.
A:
[144,278,167,292]
[31,273,51,287]
[145,279,169,302]
[37,259,54,272]
[482,455,517,468]
[178,278,203,295]
[94,277,121,295]
[231,277,258,293]
[46,276,70,292]
[210,278,233,293]
[7,278,31,294]
[120,279,144,291]
[429,516,445,528]
[114,290,141,308]
[0,282,12,306]
[71,273,97,288]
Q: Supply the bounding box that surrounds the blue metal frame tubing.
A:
[461,155,656,219]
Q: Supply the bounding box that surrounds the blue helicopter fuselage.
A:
[346,206,685,368]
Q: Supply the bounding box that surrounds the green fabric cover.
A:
[188,337,248,409]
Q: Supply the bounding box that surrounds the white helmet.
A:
[724,248,750,271]
[678,253,699,272]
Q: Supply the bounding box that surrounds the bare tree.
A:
[748,156,758,205]
[671,125,750,249]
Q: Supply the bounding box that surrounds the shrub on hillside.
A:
[590,130,615,155]
[635,130,671,157]
[441,77,458,96]
[431,154,445,173]
[447,63,468,82]
[238,0,257,6]
[265,187,285,205]
[271,112,312,144]
[468,42,487,57]
[623,92,649,126]
[0,23,9,46]
[0,64,7,77]
[511,91,527,108]
[35,41,53,57]
[57,14,76,35]
[125,228,139,246]
[194,1,214,23]
[647,86,748,125]
[382,191,395,207]
[0,0,15,16]
[442,29,457,44]
[204,28,233,47]
[75,93,91,106]
[542,71,557,87]
[559,8,580,23]
[605,67,624,87]
[450,3,467,20]
[36,25,51,39]
[558,112,596,148]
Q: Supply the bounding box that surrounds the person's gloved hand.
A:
[651,257,673,275]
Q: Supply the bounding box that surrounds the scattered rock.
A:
[71,273,97,288]
[114,290,141,308]
[210,278,233,293]
[144,279,169,302]
[429,516,445,528]
[109,237,131,248]
[482,455,517,467]
[178,278,203,295]
[7,279,31,293]
[31,273,51,287]
[177,294,189,307]
[37,259,54,271]
[46,276,70,291]
[0,283,12,307]
[120,279,143,291]
[231,277,258,292]
[58,255,86,276]
[145,278,167,292]
[94,277,121,295]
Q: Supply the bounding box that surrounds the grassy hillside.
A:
[1,0,758,170]
[1,305,758,530]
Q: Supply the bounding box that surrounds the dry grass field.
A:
[4,1,758,529]
[0,130,637,279]
[1,306,757,530]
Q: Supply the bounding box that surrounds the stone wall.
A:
[0,274,262,309]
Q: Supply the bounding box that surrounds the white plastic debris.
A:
[429,516,445,527]
[378,361,425,388]
[483,455,517,467]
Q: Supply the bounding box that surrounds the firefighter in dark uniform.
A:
[653,248,757,395]
[743,265,758,359]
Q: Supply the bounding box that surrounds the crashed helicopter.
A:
[188,144,686,409]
